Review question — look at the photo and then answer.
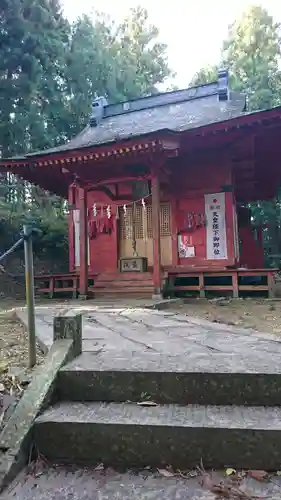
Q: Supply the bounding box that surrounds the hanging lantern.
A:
[106,205,111,219]
[141,198,146,211]
[93,203,97,217]
[123,204,127,216]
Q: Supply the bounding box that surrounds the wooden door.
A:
[119,203,172,266]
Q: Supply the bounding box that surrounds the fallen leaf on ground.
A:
[276,471,281,476]
[248,470,268,481]
[137,401,158,407]
[197,462,260,499]
[0,361,8,374]
[226,468,236,476]
[94,463,104,471]
[157,468,174,478]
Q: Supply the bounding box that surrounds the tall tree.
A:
[64,8,172,137]
[223,5,281,111]
[190,5,281,112]
[115,7,172,99]
[190,65,219,86]
[0,0,69,157]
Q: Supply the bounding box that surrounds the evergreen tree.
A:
[223,5,281,111]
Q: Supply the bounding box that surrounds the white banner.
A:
[205,192,227,260]
[73,209,90,267]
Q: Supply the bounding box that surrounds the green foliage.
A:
[190,5,281,112]
[190,65,219,86]
[223,5,281,111]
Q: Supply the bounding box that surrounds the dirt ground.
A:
[171,297,281,335]
[0,301,45,429]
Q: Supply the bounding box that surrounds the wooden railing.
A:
[34,273,96,298]
[166,268,277,298]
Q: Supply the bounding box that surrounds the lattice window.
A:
[146,205,153,238]
[119,205,144,240]
[160,203,171,237]
[146,203,171,238]
[134,205,144,239]
[120,207,132,240]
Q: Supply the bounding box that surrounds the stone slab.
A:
[57,350,281,406]
[34,401,281,469]
[4,467,281,500]
[36,401,281,428]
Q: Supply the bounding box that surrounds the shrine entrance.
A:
[119,202,172,266]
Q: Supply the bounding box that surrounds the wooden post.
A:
[53,315,82,359]
[79,187,88,299]
[171,198,179,266]
[199,273,205,298]
[68,184,75,272]
[151,174,162,297]
[232,271,239,298]
[23,225,36,368]
[268,271,275,298]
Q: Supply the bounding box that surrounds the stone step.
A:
[57,351,281,406]
[91,287,154,296]
[34,401,281,469]
[94,281,154,288]
[95,272,153,282]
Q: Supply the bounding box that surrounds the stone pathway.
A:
[16,299,281,371]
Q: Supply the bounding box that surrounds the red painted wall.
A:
[175,191,236,267]
[239,228,264,268]
[172,162,236,268]
[69,183,132,274]
[87,190,118,273]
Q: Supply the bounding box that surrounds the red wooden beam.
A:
[78,188,88,299]
[86,175,152,190]
[68,186,75,272]
[151,173,162,297]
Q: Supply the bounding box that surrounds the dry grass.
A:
[170,298,281,335]
[0,302,45,429]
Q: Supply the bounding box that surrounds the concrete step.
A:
[34,401,281,469]
[57,351,281,406]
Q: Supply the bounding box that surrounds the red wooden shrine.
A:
[1,70,281,298]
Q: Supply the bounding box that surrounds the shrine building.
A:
[1,69,281,299]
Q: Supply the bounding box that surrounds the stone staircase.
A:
[33,350,281,470]
[91,271,164,297]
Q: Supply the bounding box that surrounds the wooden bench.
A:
[35,273,80,298]
[166,268,277,298]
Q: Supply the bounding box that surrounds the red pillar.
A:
[151,174,162,297]
[68,185,75,272]
[171,198,178,266]
[79,187,88,299]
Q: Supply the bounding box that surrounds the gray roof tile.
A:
[26,91,246,157]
